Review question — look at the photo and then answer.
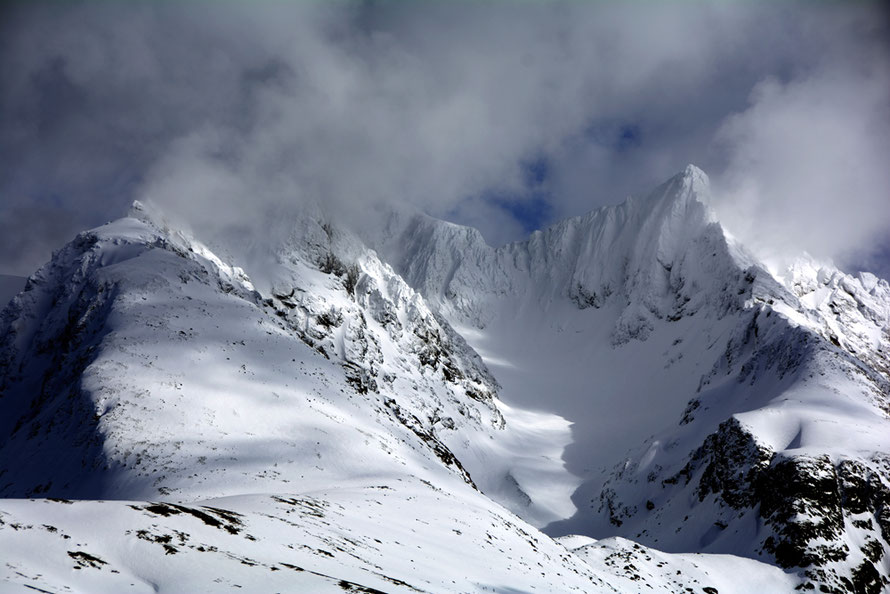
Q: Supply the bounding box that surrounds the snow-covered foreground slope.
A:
[0,206,603,592]
[371,166,890,592]
[1,482,615,594]
[1,486,800,593]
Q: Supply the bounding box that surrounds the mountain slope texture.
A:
[1,165,888,593]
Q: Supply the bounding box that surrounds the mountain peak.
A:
[128,199,170,231]
[681,163,711,202]
[129,199,146,215]
[646,163,712,211]
[682,163,708,185]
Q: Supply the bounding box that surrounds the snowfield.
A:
[1,166,888,592]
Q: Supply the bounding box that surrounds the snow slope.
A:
[0,201,583,520]
[2,486,802,593]
[1,485,616,594]
[0,202,607,592]
[559,534,800,593]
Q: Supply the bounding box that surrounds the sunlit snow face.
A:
[0,2,888,277]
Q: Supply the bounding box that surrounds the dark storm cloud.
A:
[1,2,888,277]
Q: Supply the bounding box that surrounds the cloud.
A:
[711,7,890,273]
[0,2,888,278]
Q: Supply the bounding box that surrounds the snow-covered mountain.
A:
[1,165,887,592]
[367,165,890,592]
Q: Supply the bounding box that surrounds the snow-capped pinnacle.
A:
[127,199,167,229]
[683,163,709,188]
[642,163,713,215]
[681,163,712,207]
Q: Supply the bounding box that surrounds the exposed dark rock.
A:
[668,420,889,592]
